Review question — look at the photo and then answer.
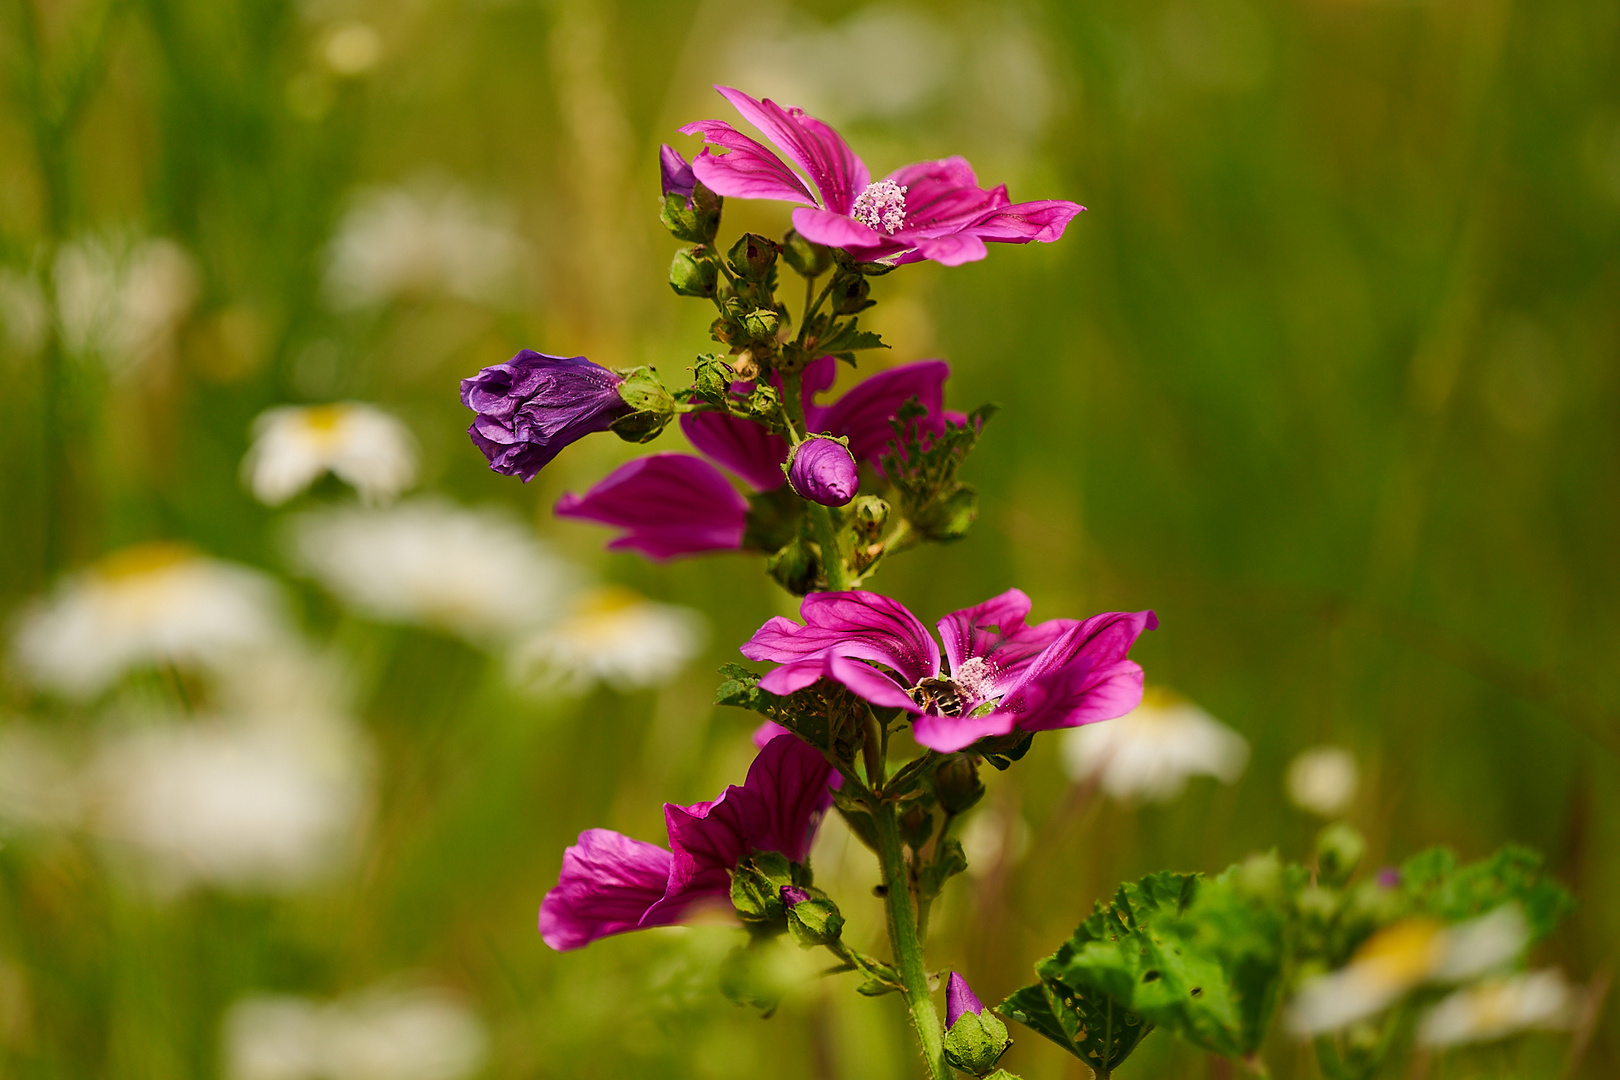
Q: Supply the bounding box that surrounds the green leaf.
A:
[817,318,887,355]
[1399,845,1574,941]
[999,979,1152,1074]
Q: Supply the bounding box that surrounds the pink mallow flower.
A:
[742,589,1156,754]
[555,356,955,559]
[680,87,1084,267]
[539,730,834,950]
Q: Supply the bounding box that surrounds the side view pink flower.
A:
[741,589,1156,753]
[680,87,1085,267]
[539,730,834,950]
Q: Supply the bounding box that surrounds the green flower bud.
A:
[782,887,844,948]
[1315,822,1367,887]
[609,366,675,443]
[830,273,873,315]
[727,232,779,280]
[942,974,1011,1078]
[669,246,717,298]
[691,355,733,405]
[900,803,934,849]
[729,851,797,924]
[739,307,782,342]
[932,755,985,815]
[781,229,833,278]
[660,184,722,245]
[767,535,820,596]
[851,495,889,537]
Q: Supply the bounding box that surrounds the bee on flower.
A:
[243,402,418,506]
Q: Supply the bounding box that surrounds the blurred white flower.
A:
[288,498,568,641]
[55,235,198,374]
[244,402,417,506]
[10,543,290,698]
[1286,745,1359,817]
[224,985,487,1080]
[1060,688,1248,802]
[0,724,82,830]
[1289,905,1530,1036]
[320,20,382,76]
[507,586,706,693]
[324,180,527,309]
[87,711,367,893]
[1418,969,1576,1047]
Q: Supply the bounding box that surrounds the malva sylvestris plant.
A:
[461,87,1577,1080]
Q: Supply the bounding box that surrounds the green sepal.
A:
[660,183,721,244]
[781,228,833,277]
[728,850,798,924]
[669,245,717,297]
[727,232,779,280]
[785,895,844,949]
[976,731,1034,771]
[690,354,733,405]
[943,1008,1012,1076]
[932,754,985,814]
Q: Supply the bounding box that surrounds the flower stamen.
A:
[852,180,908,235]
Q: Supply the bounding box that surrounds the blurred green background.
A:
[1,0,1616,1076]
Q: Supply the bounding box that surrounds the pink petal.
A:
[539,829,675,950]
[741,590,940,686]
[966,199,1086,244]
[716,87,870,213]
[812,361,950,466]
[791,206,883,250]
[556,453,748,560]
[680,411,788,492]
[907,233,989,266]
[680,120,817,204]
[1004,659,1146,733]
[911,708,1018,754]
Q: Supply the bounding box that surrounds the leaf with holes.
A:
[999,976,1152,1075]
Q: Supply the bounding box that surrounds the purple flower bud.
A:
[659,144,696,200]
[460,350,629,481]
[1377,866,1402,888]
[945,972,985,1029]
[780,884,812,907]
[788,437,857,507]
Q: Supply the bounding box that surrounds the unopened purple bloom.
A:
[780,884,812,907]
[680,87,1084,267]
[660,144,697,200]
[946,972,986,1028]
[539,733,835,951]
[789,438,858,506]
[742,589,1156,753]
[554,453,748,560]
[460,350,629,481]
[1377,866,1402,888]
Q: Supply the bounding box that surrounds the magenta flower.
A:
[461,350,629,481]
[556,357,957,559]
[539,731,835,951]
[788,438,858,506]
[679,87,1084,267]
[741,589,1156,753]
[554,453,749,560]
[659,144,697,200]
[946,972,987,1028]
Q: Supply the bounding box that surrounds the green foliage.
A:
[1398,845,1574,942]
[943,1006,1012,1076]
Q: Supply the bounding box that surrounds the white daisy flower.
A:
[244,402,417,506]
[1418,969,1576,1047]
[288,498,569,642]
[54,235,197,374]
[1286,745,1360,817]
[86,711,368,894]
[1060,688,1249,802]
[10,543,290,698]
[224,985,487,1080]
[1288,905,1530,1036]
[324,180,527,309]
[507,586,706,693]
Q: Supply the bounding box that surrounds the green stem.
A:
[873,799,950,1080]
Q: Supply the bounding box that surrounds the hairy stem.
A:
[873,800,949,1080]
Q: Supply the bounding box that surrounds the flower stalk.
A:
[873,796,951,1080]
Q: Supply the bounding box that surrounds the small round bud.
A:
[781,229,833,278]
[788,436,857,507]
[782,888,845,948]
[691,356,733,404]
[727,233,779,280]
[610,366,675,443]
[942,973,1011,1077]
[669,246,717,297]
[933,755,985,815]
[830,274,872,315]
[1315,822,1366,887]
[739,307,782,342]
[766,536,819,596]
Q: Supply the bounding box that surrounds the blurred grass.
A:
[1,0,1617,1077]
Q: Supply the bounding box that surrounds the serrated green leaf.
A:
[999,978,1152,1073]
[817,318,887,355]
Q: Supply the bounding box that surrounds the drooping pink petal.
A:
[742,591,940,686]
[715,87,869,213]
[650,734,835,920]
[680,411,788,492]
[679,120,817,204]
[555,453,748,560]
[899,233,990,266]
[539,829,676,950]
[792,206,885,250]
[910,706,1018,754]
[1002,657,1146,733]
[757,652,921,712]
[809,361,951,466]
[965,199,1086,244]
